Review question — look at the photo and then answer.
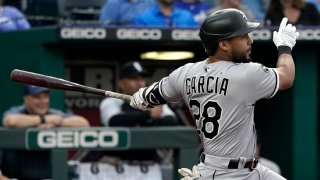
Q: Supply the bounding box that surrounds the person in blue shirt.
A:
[0,0,30,31]
[133,0,198,27]
[0,85,89,179]
[99,0,155,26]
[174,0,211,25]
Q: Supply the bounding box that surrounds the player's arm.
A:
[273,17,299,90]
[276,53,295,90]
[130,65,186,111]
[130,72,181,111]
[130,81,168,111]
[3,114,43,128]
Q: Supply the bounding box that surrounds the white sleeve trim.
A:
[268,68,279,99]
[159,79,170,102]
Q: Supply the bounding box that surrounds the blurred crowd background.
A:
[0,0,320,31]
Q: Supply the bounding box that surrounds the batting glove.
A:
[178,166,199,180]
[130,87,153,111]
[273,17,300,50]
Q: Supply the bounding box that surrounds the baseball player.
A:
[130,8,299,180]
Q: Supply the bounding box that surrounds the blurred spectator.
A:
[99,0,155,26]
[207,0,255,20]
[0,0,30,31]
[0,170,8,180]
[100,61,178,127]
[24,0,59,27]
[133,0,198,27]
[242,0,270,21]
[306,0,320,12]
[255,132,281,175]
[0,85,89,179]
[207,0,217,6]
[265,0,320,26]
[174,0,211,25]
[99,61,178,179]
[208,0,256,21]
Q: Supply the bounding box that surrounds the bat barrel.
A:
[11,69,132,101]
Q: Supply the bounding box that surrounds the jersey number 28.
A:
[189,99,222,139]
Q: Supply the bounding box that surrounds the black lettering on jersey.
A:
[207,76,214,93]
[186,78,191,95]
[191,77,196,94]
[198,76,205,93]
[215,77,219,93]
[220,78,229,96]
[185,76,229,96]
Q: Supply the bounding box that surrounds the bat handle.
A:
[105,91,132,103]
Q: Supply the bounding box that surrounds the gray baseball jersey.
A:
[158,60,279,158]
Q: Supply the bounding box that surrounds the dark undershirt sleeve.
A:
[109,111,152,127]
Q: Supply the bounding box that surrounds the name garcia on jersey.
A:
[186,75,229,95]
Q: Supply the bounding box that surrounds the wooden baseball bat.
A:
[10,69,132,103]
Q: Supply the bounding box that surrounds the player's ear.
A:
[218,40,229,51]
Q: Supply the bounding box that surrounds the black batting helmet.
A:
[199,8,260,56]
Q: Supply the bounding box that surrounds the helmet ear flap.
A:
[201,35,218,56]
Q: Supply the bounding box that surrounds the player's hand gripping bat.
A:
[10,69,132,103]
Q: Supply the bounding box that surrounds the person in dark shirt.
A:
[99,61,178,162]
[265,0,320,26]
[100,61,177,128]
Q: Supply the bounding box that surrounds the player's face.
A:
[118,76,146,95]
[227,33,253,63]
[24,92,50,115]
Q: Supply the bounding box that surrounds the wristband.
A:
[39,114,46,124]
[278,46,292,56]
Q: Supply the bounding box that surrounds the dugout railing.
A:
[0,126,199,180]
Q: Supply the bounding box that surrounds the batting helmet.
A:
[199,8,260,56]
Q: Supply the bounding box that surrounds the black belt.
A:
[200,154,258,170]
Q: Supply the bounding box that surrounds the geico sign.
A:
[37,131,118,148]
[117,29,162,40]
[249,29,272,40]
[60,28,107,39]
[297,29,320,40]
[171,29,200,40]
[249,29,320,41]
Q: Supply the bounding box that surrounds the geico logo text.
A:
[37,131,119,148]
[61,28,107,39]
[117,29,162,40]
[171,29,200,40]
